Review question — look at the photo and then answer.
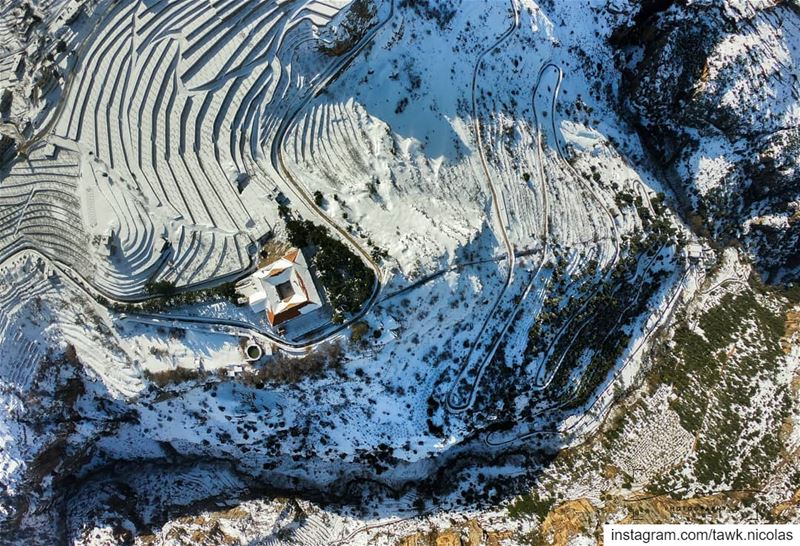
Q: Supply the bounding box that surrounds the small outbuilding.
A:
[96,227,116,257]
[684,243,704,263]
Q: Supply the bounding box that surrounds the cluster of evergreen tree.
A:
[284,218,374,320]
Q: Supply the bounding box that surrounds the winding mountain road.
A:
[444,0,520,414]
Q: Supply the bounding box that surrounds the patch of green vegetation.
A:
[653,291,790,490]
[285,218,375,317]
[114,282,239,313]
[519,207,682,414]
[508,492,554,520]
[145,280,177,297]
[350,321,370,345]
[544,236,670,410]
[615,190,635,208]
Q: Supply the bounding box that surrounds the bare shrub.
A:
[246,341,344,385]
[144,368,206,387]
[64,343,80,365]
[350,321,370,345]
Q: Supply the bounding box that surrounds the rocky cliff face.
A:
[613,0,800,282]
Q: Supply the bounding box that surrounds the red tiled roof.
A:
[284,248,300,263]
[294,271,310,299]
[267,300,311,326]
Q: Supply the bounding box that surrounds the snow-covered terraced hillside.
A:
[282,0,681,417]
[0,145,90,269]
[0,2,22,55]
[1,0,688,448]
[1,0,374,296]
[0,250,144,515]
[0,251,142,398]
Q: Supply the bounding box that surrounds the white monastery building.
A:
[247,248,322,326]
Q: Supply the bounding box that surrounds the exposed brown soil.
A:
[397,519,512,546]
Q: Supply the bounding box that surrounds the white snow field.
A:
[0,0,710,542]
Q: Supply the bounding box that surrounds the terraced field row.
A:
[0,146,91,273]
[0,250,145,397]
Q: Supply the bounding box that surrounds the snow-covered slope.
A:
[0,0,796,544]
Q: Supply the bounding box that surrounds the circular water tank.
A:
[245,341,263,361]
